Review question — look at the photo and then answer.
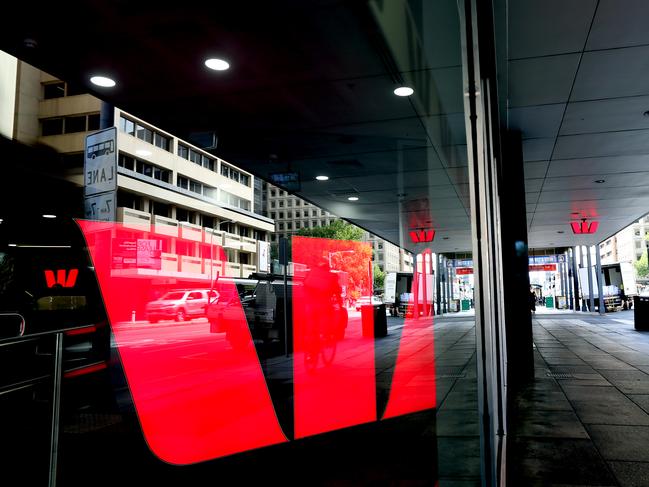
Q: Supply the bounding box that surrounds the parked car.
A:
[146,289,217,323]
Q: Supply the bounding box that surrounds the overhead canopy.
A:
[1,0,648,252]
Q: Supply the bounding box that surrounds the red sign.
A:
[409,229,435,243]
[44,269,79,288]
[529,264,556,272]
[570,220,599,234]
[455,267,473,275]
[77,220,436,465]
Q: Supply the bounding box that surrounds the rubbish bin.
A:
[634,296,649,331]
[361,304,387,338]
[545,296,554,309]
[461,299,471,311]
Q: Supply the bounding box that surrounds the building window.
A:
[178,144,189,159]
[221,164,229,177]
[41,118,63,136]
[177,175,189,190]
[87,114,100,131]
[43,82,66,99]
[136,124,153,143]
[270,212,276,219]
[189,149,201,165]
[202,155,214,171]
[295,222,300,229]
[154,132,171,151]
[279,212,284,219]
[287,211,293,219]
[287,199,293,207]
[119,116,135,136]
[278,223,284,230]
[64,115,87,133]
[271,201,276,208]
[312,221,317,227]
[270,189,276,197]
[279,201,284,207]
[295,210,300,218]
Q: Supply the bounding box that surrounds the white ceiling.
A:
[509,0,649,248]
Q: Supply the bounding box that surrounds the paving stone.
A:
[513,409,589,438]
[587,425,649,461]
[608,461,649,487]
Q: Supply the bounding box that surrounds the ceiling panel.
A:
[547,155,649,177]
[560,95,649,135]
[587,0,649,50]
[508,104,565,139]
[541,172,649,192]
[554,130,649,159]
[522,138,556,161]
[508,0,596,59]
[508,54,580,107]
[538,185,649,203]
[524,161,550,179]
[571,45,649,101]
[524,179,544,193]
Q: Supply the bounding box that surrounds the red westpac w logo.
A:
[76,221,436,465]
[44,269,79,288]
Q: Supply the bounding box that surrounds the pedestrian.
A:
[529,288,536,314]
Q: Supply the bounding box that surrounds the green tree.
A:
[297,220,364,241]
[373,264,386,290]
[636,252,649,279]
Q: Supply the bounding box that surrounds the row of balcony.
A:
[160,254,257,279]
[117,207,258,253]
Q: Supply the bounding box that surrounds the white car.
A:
[146,289,218,323]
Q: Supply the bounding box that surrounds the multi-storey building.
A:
[265,183,337,242]
[600,215,649,265]
[1,55,274,278]
[262,181,413,273]
[364,232,414,273]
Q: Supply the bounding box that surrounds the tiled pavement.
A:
[509,310,649,487]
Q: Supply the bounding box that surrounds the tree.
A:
[636,252,649,279]
[297,220,364,241]
[373,264,385,290]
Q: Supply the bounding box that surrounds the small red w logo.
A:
[44,269,79,288]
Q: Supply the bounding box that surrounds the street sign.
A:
[258,240,270,272]
[85,127,117,196]
[84,192,116,222]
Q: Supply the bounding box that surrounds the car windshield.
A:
[161,292,186,301]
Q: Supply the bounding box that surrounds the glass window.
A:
[278,223,284,230]
[41,118,63,136]
[202,155,214,171]
[154,132,171,151]
[240,174,250,186]
[221,164,229,177]
[203,186,216,199]
[189,149,201,164]
[143,163,153,178]
[87,113,100,131]
[119,116,135,136]
[287,211,293,219]
[270,212,276,219]
[177,176,189,190]
[43,82,65,99]
[231,170,240,183]
[136,124,153,143]
[189,180,202,194]
[286,222,292,230]
[270,189,276,197]
[312,210,317,217]
[279,201,284,207]
[178,144,189,159]
[64,115,87,133]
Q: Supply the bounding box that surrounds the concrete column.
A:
[572,247,580,311]
[595,245,605,315]
[587,246,595,312]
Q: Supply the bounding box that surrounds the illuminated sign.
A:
[409,229,435,243]
[529,264,557,272]
[44,269,79,288]
[570,220,599,234]
[456,267,473,275]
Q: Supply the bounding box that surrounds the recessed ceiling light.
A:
[42,214,57,219]
[8,244,16,247]
[90,76,116,88]
[442,237,449,240]
[557,231,564,234]
[205,58,230,71]
[393,86,414,97]
[136,149,152,157]
[594,179,605,184]
[348,196,359,201]
[315,175,329,181]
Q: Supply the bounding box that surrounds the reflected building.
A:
[0,54,274,278]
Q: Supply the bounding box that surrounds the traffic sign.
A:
[85,127,117,196]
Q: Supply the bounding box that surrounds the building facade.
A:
[600,215,649,265]
[2,57,274,278]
